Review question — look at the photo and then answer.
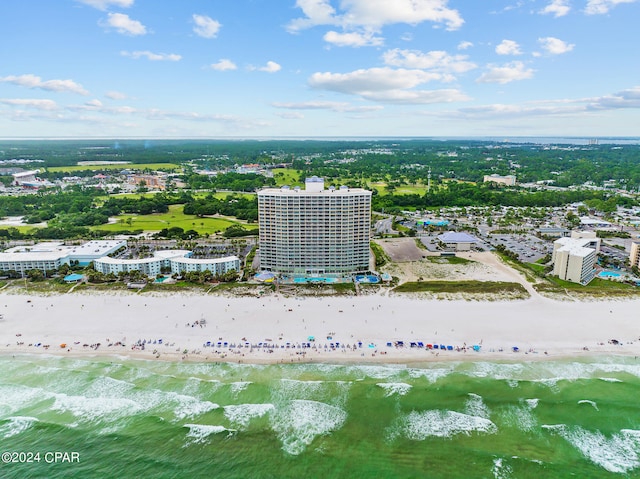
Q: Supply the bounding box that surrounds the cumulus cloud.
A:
[538,36,575,54]
[105,91,128,100]
[383,48,476,73]
[121,50,181,61]
[0,98,59,111]
[250,61,281,73]
[457,41,473,50]
[288,0,464,32]
[277,111,305,119]
[585,0,637,14]
[75,0,134,10]
[323,30,384,47]
[0,74,89,95]
[192,14,221,38]
[540,0,571,17]
[308,67,469,104]
[210,59,237,71]
[272,100,383,112]
[476,61,534,84]
[101,12,146,35]
[495,40,522,55]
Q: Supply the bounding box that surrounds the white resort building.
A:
[0,240,239,279]
[551,231,601,284]
[0,240,126,277]
[93,251,240,277]
[257,176,371,275]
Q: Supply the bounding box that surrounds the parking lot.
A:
[489,234,552,263]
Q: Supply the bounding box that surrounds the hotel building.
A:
[551,232,600,284]
[93,251,240,277]
[257,177,371,275]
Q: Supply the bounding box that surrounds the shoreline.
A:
[3,291,640,365]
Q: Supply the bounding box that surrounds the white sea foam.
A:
[0,416,38,438]
[543,425,640,473]
[223,403,274,429]
[525,398,539,409]
[270,400,347,455]
[377,382,412,397]
[345,364,404,380]
[397,410,498,440]
[274,379,351,408]
[465,393,490,419]
[51,393,142,422]
[229,381,251,396]
[578,400,599,411]
[407,367,453,383]
[0,384,51,417]
[166,392,219,420]
[183,423,234,445]
[498,405,537,432]
[599,377,623,383]
[492,458,513,479]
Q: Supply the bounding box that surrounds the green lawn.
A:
[272,168,301,186]
[92,204,257,235]
[47,163,181,173]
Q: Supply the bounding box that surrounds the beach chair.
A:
[418,342,424,348]
[386,342,392,347]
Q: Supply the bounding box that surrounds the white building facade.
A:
[93,250,240,277]
[257,177,371,275]
[551,232,601,284]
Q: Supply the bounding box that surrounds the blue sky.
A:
[1,0,639,138]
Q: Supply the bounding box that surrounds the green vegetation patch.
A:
[370,241,390,267]
[427,256,474,265]
[47,163,181,173]
[91,204,256,235]
[272,168,301,186]
[393,280,528,295]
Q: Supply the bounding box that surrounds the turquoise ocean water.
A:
[1,355,640,478]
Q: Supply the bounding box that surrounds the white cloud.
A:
[585,0,637,14]
[323,30,384,47]
[457,41,473,50]
[121,50,182,61]
[251,61,281,73]
[0,99,59,111]
[540,0,571,17]
[210,59,238,71]
[272,100,383,112]
[476,61,534,84]
[308,67,469,104]
[192,14,221,38]
[538,37,574,54]
[288,0,464,32]
[495,39,522,55]
[383,48,476,73]
[101,13,147,35]
[105,91,127,100]
[277,111,305,119]
[0,74,89,95]
[75,0,134,10]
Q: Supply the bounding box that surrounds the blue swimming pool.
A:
[355,275,380,283]
[598,271,621,278]
[293,277,338,284]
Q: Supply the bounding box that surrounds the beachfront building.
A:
[436,231,479,252]
[93,250,240,277]
[257,176,371,275]
[483,174,516,186]
[0,240,126,277]
[630,242,640,270]
[551,232,601,284]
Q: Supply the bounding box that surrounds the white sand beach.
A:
[1,291,638,363]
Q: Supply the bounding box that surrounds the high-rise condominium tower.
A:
[257,177,371,275]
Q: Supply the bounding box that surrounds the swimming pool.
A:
[598,271,621,278]
[355,275,380,284]
[293,277,339,284]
